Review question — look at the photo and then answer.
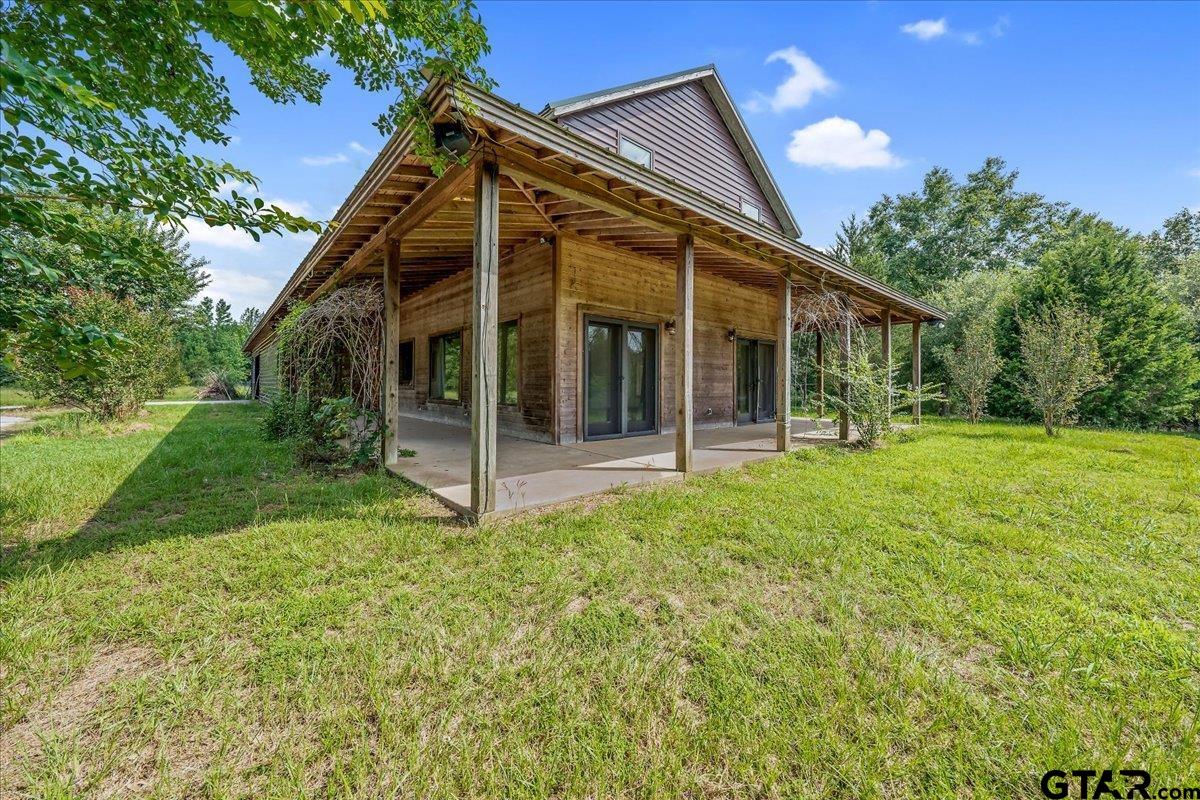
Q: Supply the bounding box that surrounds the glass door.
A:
[585,318,658,439]
[735,338,777,424]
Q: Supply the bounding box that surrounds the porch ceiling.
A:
[246,79,943,352]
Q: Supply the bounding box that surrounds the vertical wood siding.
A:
[555,234,778,444]
[252,339,279,402]
[555,81,782,231]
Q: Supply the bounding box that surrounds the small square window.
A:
[740,200,761,222]
[397,340,414,386]
[499,320,519,405]
[429,332,461,401]
[619,136,653,169]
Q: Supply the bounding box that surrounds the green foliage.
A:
[16,290,181,419]
[176,298,257,383]
[999,217,1200,427]
[938,316,1003,422]
[1017,303,1107,436]
[825,338,895,447]
[861,157,1059,297]
[263,390,381,471]
[0,0,489,373]
[264,389,315,441]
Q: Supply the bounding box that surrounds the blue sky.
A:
[189,1,1200,314]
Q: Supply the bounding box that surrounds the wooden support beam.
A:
[776,275,791,451]
[470,160,500,517]
[382,238,402,465]
[465,160,499,520]
[675,233,694,473]
[881,308,892,421]
[838,319,851,442]
[815,331,825,418]
[911,320,922,425]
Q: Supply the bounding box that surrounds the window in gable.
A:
[618,135,653,169]
[740,199,761,222]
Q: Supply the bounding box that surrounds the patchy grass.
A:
[0,384,204,410]
[1,405,1197,798]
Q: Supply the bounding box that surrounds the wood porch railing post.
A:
[471,160,500,516]
[775,275,791,451]
[838,318,851,442]
[675,233,694,473]
[815,330,825,418]
[382,238,402,464]
[881,308,892,422]
[912,320,922,425]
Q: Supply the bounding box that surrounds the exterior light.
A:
[433,122,471,158]
[726,328,737,342]
[665,319,677,336]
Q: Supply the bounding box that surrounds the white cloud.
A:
[180,219,261,251]
[300,152,350,167]
[901,18,949,41]
[990,16,1011,38]
[200,266,278,312]
[348,140,376,156]
[743,46,836,114]
[902,17,990,45]
[785,117,905,171]
[1187,167,1200,178]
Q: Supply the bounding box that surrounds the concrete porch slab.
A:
[386,415,839,520]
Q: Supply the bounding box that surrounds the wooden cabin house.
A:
[244,65,944,519]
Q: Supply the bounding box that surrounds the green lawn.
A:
[0,384,204,409]
[1,406,1197,798]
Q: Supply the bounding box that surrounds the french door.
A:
[585,318,657,440]
[735,338,776,424]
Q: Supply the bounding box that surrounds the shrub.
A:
[1017,303,1107,436]
[262,390,381,471]
[827,340,895,448]
[17,289,180,419]
[939,317,1003,422]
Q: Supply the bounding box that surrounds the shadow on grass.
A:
[1,404,422,578]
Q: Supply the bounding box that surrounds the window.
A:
[429,332,461,401]
[740,199,761,222]
[499,320,519,405]
[618,135,653,169]
[397,340,414,386]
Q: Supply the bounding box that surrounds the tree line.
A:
[828,157,1199,430]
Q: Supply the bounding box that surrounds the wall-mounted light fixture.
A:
[726,328,737,342]
[665,319,677,336]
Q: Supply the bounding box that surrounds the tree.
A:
[176,297,256,384]
[827,213,888,281]
[858,157,1059,297]
[1017,304,1106,436]
[999,217,1200,427]
[939,317,1002,422]
[1142,208,1200,275]
[1,1,489,372]
[18,289,181,419]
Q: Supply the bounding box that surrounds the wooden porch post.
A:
[815,330,825,418]
[775,275,791,451]
[911,320,922,424]
[675,233,694,472]
[881,308,892,421]
[471,160,500,516]
[838,318,851,442]
[382,238,401,464]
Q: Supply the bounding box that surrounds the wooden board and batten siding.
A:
[555,233,777,444]
[252,335,280,401]
[554,81,783,231]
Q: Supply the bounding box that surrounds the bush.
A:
[16,289,181,419]
[1017,303,1107,436]
[827,339,895,448]
[262,391,381,471]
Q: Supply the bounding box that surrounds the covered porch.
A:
[387,414,840,518]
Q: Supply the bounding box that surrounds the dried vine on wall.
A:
[277,283,384,410]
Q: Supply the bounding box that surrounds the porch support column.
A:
[815,331,825,418]
[911,320,922,424]
[471,160,500,516]
[382,238,402,464]
[881,308,892,422]
[675,233,694,473]
[775,275,791,451]
[838,317,851,442]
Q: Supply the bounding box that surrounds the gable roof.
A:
[540,65,801,240]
